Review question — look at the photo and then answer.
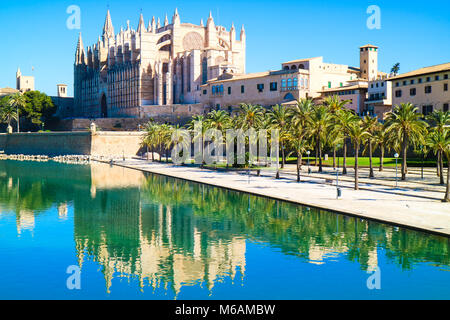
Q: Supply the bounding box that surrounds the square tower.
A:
[57,84,68,97]
[16,68,35,92]
[360,44,378,80]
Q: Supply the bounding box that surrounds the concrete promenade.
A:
[103,159,450,237]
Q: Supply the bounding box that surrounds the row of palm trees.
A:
[142,96,450,202]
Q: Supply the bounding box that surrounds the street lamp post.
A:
[394,153,399,188]
[335,168,341,199]
[420,146,424,180]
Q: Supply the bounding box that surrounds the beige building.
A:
[74,9,245,118]
[318,80,369,114]
[0,87,19,97]
[16,68,35,93]
[364,76,393,119]
[201,45,380,111]
[388,62,450,114]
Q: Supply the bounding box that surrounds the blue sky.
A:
[0,0,449,96]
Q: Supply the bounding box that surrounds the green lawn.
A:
[287,157,444,168]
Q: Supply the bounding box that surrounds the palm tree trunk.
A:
[343,138,348,175]
[440,152,445,185]
[297,153,302,182]
[437,151,441,177]
[444,152,450,203]
[379,146,384,172]
[318,136,323,173]
[401,135,408,181]
[333,147,336,169]
[281,142,285,169]
[355,142,359,190]
[369,142,374,178]
[314,147,318,166]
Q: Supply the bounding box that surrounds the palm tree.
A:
[8,93,26,132]
[143,121,158,161]
[334,109,360,175]
[205,110,231,133]
[169,124,191,165]
[326,129,344,169]
[267,104,290,168]
[309,105,332,172]
[426,111,450,180]
[391,63,400,76]
[385,103,428,181]
[347,121,370,190]
[236,103,265,131]
[427,129,450,202]
[362,115,379,178]
[161,124,174,163]
[188,115,208,166]
[373,124,389,172]
[287,130,309,182]
[205,110,230,167]
[324,95,350,113]
[290,99,314,127]
[427,130,447,185]
[0,98,18,132]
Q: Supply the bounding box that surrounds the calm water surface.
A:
[0,160,449,300]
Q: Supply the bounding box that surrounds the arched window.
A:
[291,65,297,70]
[299,64,305,69]
[300,79,304,87]
[293,78,298,88]
[305,79,308,88]
[283,66,289,71]
[282,79,286,88]
[284,93,294,101]
[220,85,224,93]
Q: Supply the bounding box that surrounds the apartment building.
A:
[387,63,450,115]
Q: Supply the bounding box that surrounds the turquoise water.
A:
[0,160,449,300]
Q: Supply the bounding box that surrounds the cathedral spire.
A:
[240,24,246,41]
[75,33,86,65]
[207,11,215,28]
[137,13,145,33]
[172,8,180,25]
[157,17,161,29]
[102,10,115,40]
[200,19,204,27]
[151,16,156,33]
[230,22,236,41]
[164,14,169,26]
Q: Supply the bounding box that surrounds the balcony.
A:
[281,86,298,92]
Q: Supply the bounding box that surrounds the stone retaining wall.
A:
[0,131,145,157]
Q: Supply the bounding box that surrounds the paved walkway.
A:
[98,159,450,237]
[280,164,447,195]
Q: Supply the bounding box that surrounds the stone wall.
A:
[57,118,148,132]
[56,104,206,131]
[0,131,145,157]
[141,103,206,125]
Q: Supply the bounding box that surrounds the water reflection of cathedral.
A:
[73,162,246,295]
[74,190,247,295]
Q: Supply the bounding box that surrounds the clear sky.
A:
[0,0,449,96]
